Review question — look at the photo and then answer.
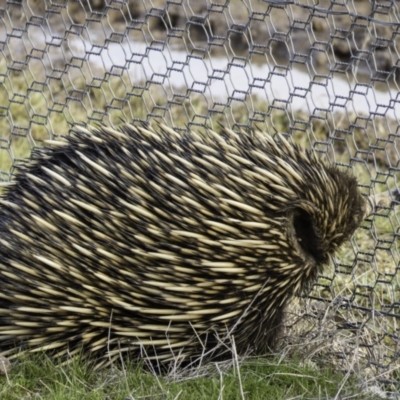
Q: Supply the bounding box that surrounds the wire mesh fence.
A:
[0,0,399,394]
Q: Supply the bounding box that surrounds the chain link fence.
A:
[0,0,399,394]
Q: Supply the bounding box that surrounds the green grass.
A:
[0,352,370,400]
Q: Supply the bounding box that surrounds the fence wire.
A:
[0,0,399,394]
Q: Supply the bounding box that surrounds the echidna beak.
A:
[364,188,400,218]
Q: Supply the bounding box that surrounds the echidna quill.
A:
[0,124,398,369]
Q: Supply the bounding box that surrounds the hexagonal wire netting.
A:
[0,0,399,393]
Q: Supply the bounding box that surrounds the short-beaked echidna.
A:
[0,124,387,368]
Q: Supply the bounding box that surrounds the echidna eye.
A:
[293,209,324,264]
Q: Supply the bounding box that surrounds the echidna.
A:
[0,124,395,369]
